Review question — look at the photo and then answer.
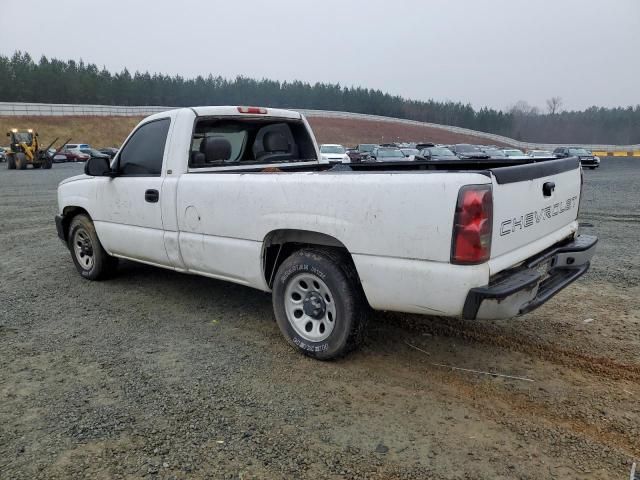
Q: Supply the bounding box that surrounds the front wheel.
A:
[15,152,27,170]
[7,154,16,169]
[272,249,368,360]
[68,214,118,280]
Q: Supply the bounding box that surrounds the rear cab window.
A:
[188,117,317,169]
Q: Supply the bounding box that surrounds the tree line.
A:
[1,51,638,144]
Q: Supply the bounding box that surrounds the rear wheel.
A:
[15,152,27,170]
[43,158,52,169]
[68,214,118,280]
[273,248,368,360]
[7,154,16,169]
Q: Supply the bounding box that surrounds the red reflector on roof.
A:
[237,106,267,114]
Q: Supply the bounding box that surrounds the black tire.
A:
[273,248,368,360]
[43,158,52,169]
[67,214,118,280]
[7,154,16,169]
[15,152,27,170]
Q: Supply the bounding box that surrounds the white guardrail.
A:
[0,101,638,152]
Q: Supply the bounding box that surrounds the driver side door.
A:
[93,118,172,267]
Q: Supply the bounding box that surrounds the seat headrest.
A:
[200,136,232,162]
[263,131,289,153]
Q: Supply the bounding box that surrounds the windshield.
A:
[530,150,552,157]
[359,144,377,153]
[484,148,506,157]
[426,147,456,157]
[377,149,404,158]
[455,144,481,153]
[320,145,345,154]
[569,148,590,156]
[12,132,33,144]
[401,149,419,156]
[504,149,525,156]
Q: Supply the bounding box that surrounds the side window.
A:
[118,118,170,176]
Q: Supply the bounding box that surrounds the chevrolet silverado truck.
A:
[55,106,597,359]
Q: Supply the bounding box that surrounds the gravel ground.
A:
[1,159,638,480]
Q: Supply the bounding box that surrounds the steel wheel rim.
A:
[73,228,94,271]
[284,273,336,342]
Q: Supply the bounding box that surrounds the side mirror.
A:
[85,156,112,176]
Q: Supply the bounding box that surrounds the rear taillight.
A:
[451,184,493,264]
[237,106,267,114]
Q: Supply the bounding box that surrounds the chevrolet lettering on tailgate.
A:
[500,195,579,236]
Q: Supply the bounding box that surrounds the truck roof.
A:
[187,106,302,119]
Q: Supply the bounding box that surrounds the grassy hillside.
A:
[0,115,505,150]
[0,116,140,150]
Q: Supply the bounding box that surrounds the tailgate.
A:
[489,158,581,260]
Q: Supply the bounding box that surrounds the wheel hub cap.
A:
[73,228,94,270]
[303,291,326,319]
[284,273,337,343]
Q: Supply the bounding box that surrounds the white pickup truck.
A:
[56,106,597,359]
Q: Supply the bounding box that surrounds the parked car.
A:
[99,147,119,159]
[419,146,459,160]
[319,144,350,164]
[400,148,420,158]
[63,143,91,152]
[80,148,111,160]
[346,144,378,162]
[59,148,90,162]
[345,149,361,162]
[553,147,600,169]
[479,147,507,159]
[527,150,554,158]
[56,106,596,360]
[356,143,378,156]
[415,142,435,151]
[48,148,71,163]
[0,147,6,162]
[61,143,92,162]
[502,149,529,159]
[367,147,406,162]
[450,144,490,160]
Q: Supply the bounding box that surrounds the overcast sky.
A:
[2,0,638,111]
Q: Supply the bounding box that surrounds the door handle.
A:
[145,189,159,203]
[542,182,555,197]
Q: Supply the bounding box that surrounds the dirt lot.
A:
[0,159,638,479]
[0,115,505,151]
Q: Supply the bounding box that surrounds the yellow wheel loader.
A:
[6,128,54,170]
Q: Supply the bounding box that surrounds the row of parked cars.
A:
[48,144,119,163]
[319,143,601,169]
[0,143,118,164]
